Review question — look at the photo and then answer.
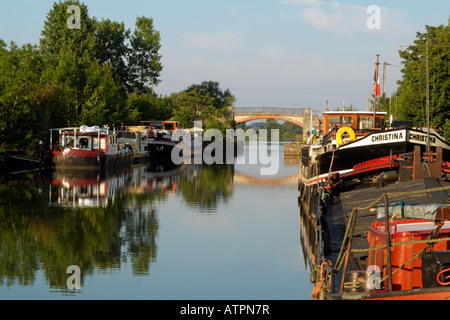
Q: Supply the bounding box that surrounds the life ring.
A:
[336,127,356,146]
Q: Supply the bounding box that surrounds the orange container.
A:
[367,219,450,291]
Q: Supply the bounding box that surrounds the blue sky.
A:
[0,0,449,112]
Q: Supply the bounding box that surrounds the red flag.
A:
[373,70,381,97]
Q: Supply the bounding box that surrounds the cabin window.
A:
[93,137,99,150]
[328,116,353,127]
[79,137,90,149]
[375,117,385,128]
[358,117,374,129]
[100,138,106,150]
[342,117,353,126]
[164,123,175,131]
[62,136,74,148]
[329,116,341,127]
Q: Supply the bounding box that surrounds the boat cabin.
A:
[141,121,180,140]
[50,126,125,155]
[116,126,150,162]
[323,111,387,135]
[318,111,386,149]
[141,121,179,132]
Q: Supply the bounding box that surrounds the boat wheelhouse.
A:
[304,111,386,164]
[47,125,133,170]
[141,121,181,164]
[116,125,149,163]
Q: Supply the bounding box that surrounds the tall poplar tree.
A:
[129,16,163,93]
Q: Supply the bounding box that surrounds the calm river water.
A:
[0,143,314,300]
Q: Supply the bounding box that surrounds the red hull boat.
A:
[46,126,133,170]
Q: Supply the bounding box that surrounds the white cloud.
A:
[181,31,240,53]
[279,0,419,74]
[280,0,321,6]
[306,3,366,34]
[279,0,416,39]
[281,0,370,35]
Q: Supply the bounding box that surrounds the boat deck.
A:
[323,176,450,293]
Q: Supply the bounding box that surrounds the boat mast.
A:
[373,54,380,129]
[426,32,430,156]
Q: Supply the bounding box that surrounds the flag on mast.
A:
[373,69,381,97]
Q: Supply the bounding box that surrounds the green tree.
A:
[172,81,235,133]
[129,16,163,93]
[39,1,127,128]
[394,20,450,135]
[95,19,131,94]
[49,50,86,126]
[125,93,173,124]
[78,60,125,126]
[40,0,97,66]
[0,42,48,153]
[186,81,236,109]
[172,89,215,128]
[263,119,303,141]
[0,1,168,156]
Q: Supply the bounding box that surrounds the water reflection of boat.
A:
[299,208,321,274]
[48,169,130,208]
[47,164,185,208]
[145,164,187,195]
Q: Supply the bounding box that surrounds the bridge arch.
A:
[232,107,320,141]
[234,115,304,129]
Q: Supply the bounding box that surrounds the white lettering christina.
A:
[409,133,436,144]
[371,132,404,143]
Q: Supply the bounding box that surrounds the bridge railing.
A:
[234,107,305,115]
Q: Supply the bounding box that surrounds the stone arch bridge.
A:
[232,107,321,142]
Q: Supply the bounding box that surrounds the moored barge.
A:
[117,125,150,163]
[299,113,450,299]
[299,111,450,190]
[141,121,181,165]
[46,125,133,170]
